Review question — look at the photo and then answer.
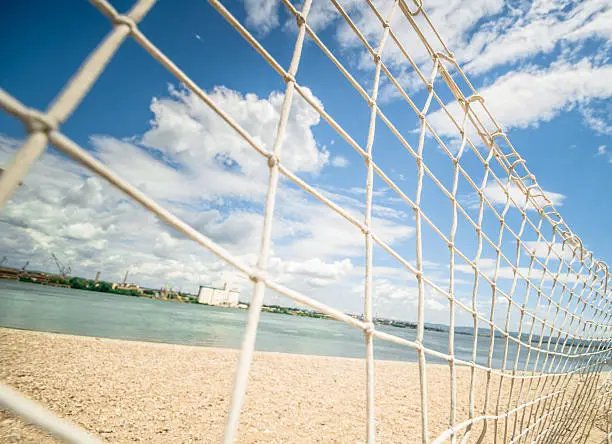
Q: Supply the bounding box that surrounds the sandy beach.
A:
[0,328,607,443]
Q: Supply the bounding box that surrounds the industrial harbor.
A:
[0,254,330,318]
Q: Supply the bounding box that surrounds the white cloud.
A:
[594,144,612,164]
[142,85,329,180]
[369,278,448,322]
[523,241,576,261]
[373,279,418,303]
[462,0,611,74]
[330,155,349,168]
[268,257,353,288]
[306,0,504,69]
[0,83,416,315]
[239,0,612,141]
[427,59,612,138]
[247,0,609,90]
[582,106,612,136]
[244,0,612,140]
[454,257,585,285]
[244,0,280,35]
[275,198,414,261]
[464,179,566,211]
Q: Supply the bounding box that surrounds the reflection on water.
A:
[0,280,598,372]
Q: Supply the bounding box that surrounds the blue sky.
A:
[0,0,611,331]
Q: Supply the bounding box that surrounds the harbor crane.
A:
[0,256,6,267]
[51,253,71,277]
[21,261,29,272]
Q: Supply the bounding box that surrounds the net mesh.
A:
[0,0,611,442]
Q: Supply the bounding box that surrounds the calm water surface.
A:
[0,280,576,370]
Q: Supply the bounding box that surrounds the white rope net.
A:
[0,0,611,442]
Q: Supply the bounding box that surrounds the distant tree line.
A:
[18,275,142,297]
[262,304,329,319]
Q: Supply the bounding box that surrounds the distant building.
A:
[0,267,20,280]
[198,282,239,307]
[112,282,141,293]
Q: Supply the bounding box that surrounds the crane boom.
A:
[51,253,71,277]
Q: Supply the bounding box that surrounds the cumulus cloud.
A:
[268,257,353,288]
[523,241,577,261]
[595,145,612,163]
[275,196,414,261]
[426,59,612,139]
[331,156,349,167]
[243,0,611,136]
[462,0,611,74]
[455,257,586,286]
[142,85,329,179]
[581,105,612,136]
[244,0,280,35]
[462,179,565,211]
[278,0,504,70]
[0,84,416,315]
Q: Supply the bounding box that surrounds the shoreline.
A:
[0,326,432,366]
[1,328,606,443]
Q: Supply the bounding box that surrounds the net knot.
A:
[415,270,423,280]
[267,154,279,168]
[373,53,381,65]
[364,322,375,335]
[434,51,455,64]
[361,225,371,236]
[283,72,296,84]
[295,12,306,27]
[26,111,58,134]
[447,241,454,250]
[113,15,137,33]
[249,269,265,283]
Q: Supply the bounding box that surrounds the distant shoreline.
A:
[2,278,605,349]
[0,327,415,364]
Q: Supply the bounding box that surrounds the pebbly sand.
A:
[0,328,607,443]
